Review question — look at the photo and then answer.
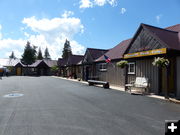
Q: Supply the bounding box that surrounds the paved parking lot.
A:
[0,76,180,135]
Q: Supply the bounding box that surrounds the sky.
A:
[0,0,180,60]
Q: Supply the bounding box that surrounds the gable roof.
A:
[125,23,180,55]
[96,39,131,62]
[67,55,84,65]
[97,23,180,62]
[28,60,43,67]
[58,58,67,66]
[58,55,84,67]
[43,59,57,67]
[165,24,180,32]
[0,58,22,67]
[143,24,180,50]
[28,59,57,68]
[87,48,109,60]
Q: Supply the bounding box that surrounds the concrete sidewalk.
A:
[52,76,180,104]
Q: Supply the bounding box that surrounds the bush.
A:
[152,57,169,68]
[116,60,128,68]
[51,65,59,72]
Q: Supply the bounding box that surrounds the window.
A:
[31,68,35,72]
[128,62,135,74]
[99,63,107,71]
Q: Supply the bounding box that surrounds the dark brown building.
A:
[58,55,84,79]
[95,39,131,87]
[124,23,180,99]
[82,48,108,81]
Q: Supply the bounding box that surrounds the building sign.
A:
[124,48,167,59]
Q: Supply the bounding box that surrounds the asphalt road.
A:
[0,76,180,135]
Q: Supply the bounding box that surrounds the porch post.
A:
[124,65,128,91]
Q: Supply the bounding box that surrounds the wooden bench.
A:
[125,77,149,94]
[88,80,109,89]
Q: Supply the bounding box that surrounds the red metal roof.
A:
[95,39,131,62]
[87,48,109,60]
[96,23,180,62]
[165,24,180,32]
[58,55,84,66]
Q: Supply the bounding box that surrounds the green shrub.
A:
[116,60,128,68]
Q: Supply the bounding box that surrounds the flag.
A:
[104,55,111,63]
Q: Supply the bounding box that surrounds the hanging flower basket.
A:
[152,57,169,68]
[116,60,128,68]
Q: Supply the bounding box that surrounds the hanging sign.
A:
[124,48,167,59]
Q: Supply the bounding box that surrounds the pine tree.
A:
[21,41,37,65]
[37,47,43,60]
[44,47,51,59]
[9,51,16,59]
[62,39,72,59]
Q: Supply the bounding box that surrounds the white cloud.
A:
[61,10,74,18]
[107,0,117,7]
[94,0,106,6]
[79,0,117,8]
[0,38,26,58]
[120,8,126,14]
[0,12,85,59]
[5,49,23,58]
[156,14,162,23]
[79,0,93,8]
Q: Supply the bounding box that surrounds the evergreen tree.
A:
[21,41,37,65]
[44,47,51,59]
[37,47,43,60]
[9,51,16,59]
[62,39,72,59]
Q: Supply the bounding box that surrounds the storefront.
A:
[123,23,180,98]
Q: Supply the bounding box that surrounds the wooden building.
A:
[0,58,57,76]
[27,59,57,76]
[0,58,24,75]
[123,23,180,99]
[82,48,108,81]
[58,55,84,79]
[95,39,131,87]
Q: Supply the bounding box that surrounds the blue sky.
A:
[0,0,180,59]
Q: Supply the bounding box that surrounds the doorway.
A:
[16,67,22,76]
[160,58,175,96]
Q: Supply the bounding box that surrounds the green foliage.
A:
[152,57,169,68]
[51,65,59,72]
[37,47,43,60]
[9,51,16,59]
[44,47,51,59]
[62,39,72,59]
[116,60,128,68]
[21,41,37,65]
[7,66,14,72]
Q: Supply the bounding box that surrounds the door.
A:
[16,67,21,75]
[85,66,89,81]
[160,58,175,96]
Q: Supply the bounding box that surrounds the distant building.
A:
[82,48,108,81]
[58,54,84,79]
[0,58,57,76]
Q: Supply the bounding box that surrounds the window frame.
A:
[128,62,135,75]
[99,63,107,72]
